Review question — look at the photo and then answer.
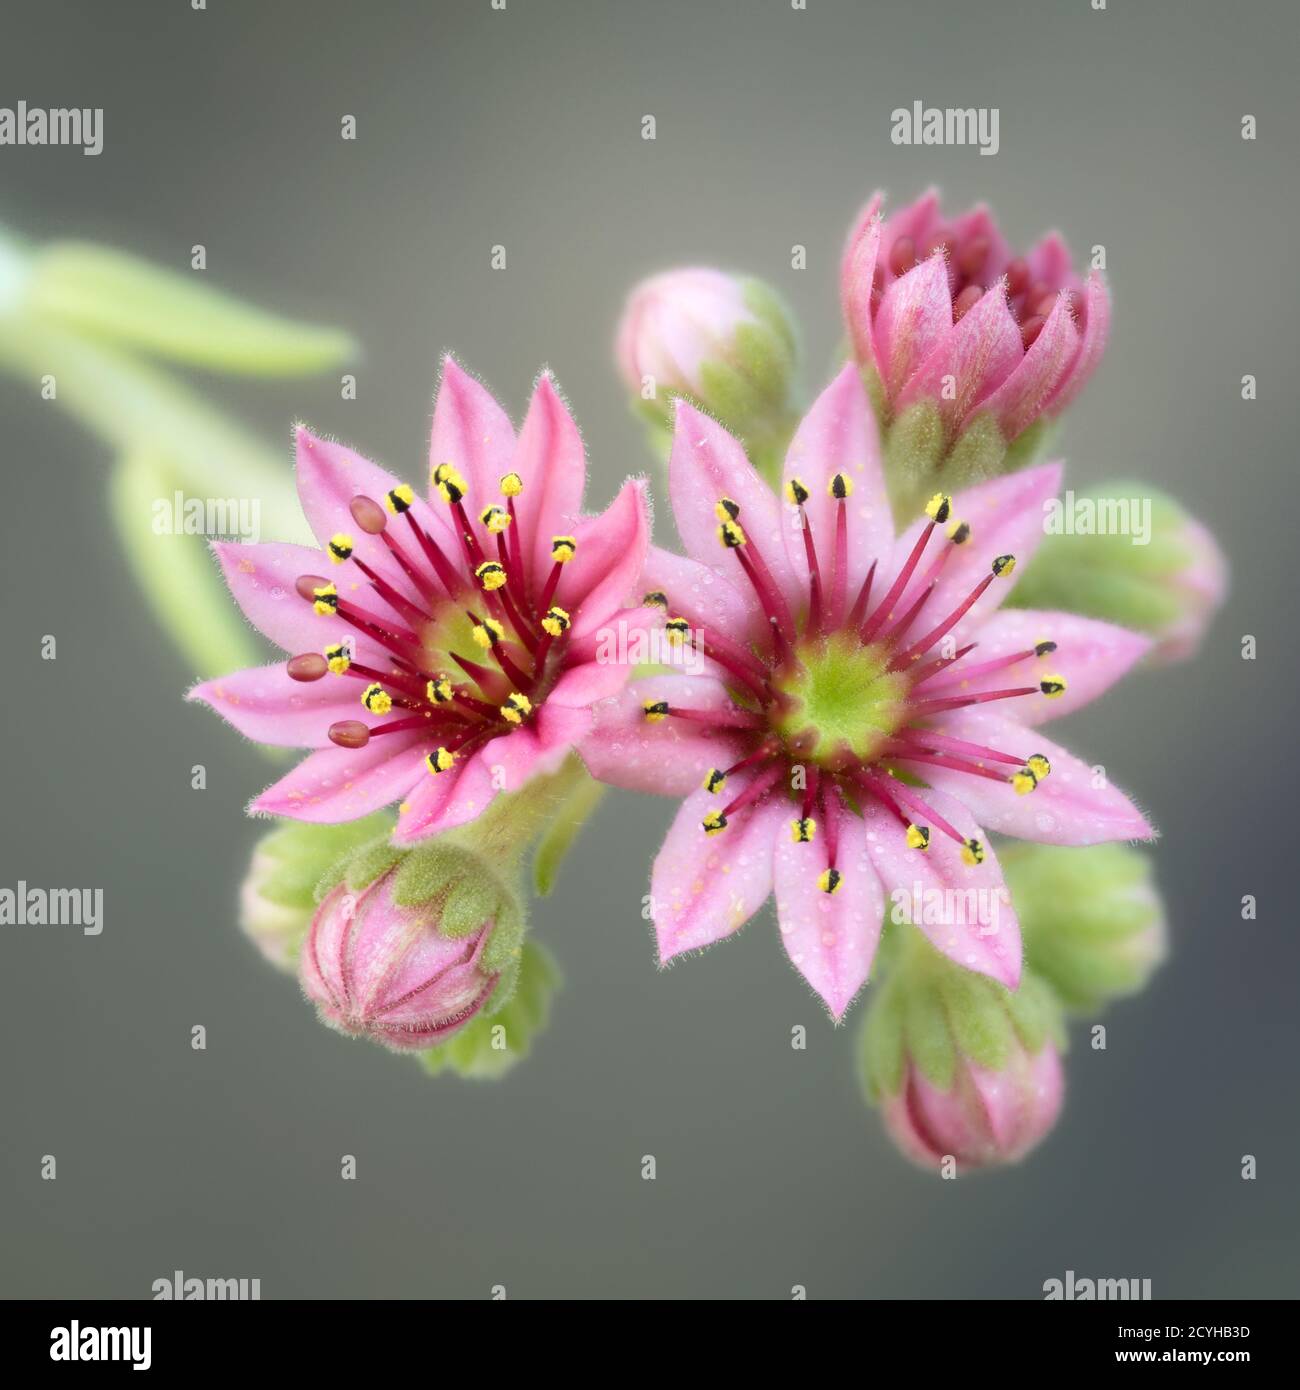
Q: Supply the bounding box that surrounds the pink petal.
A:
[780,364,891,606]
[668,399,801,611]
[295,426,455,603]
[580,675,746,796]
[640,543,765,647]
[947,203,1013,283]
[896,285,1023,433]
[474,704,590,798]
[975,292,1080,441]
[907,710,1156,846]
[839,192,883,366]
[392,747,499,844]
[1025,230,1077,291]
[251,736,427,823]
[929,609,1150,724]
[511,373,588,585]
[859,792,1021,989]
[547,656,633,709]
[212,540,385,663]
[772,805,884,1020]
[564,602,663,669]
[429,356,517,513]
[887,463,1064,649]
[1044,271,1110,415]
[650,781,788,962]
[556,479,651,639]
[880,188,942,275]
[188,663,371,747]
[875,253,953,400]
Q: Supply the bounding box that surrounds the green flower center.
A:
[772,632,910,770]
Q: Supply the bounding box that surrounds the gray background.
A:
[2,0,1296,1299]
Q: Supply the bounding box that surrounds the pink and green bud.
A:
[859,930,1066,1171]
[300,835,526,1052]
[1002,842,1167,1013]
[616,267,798,481]
[1008,482,1228,664]
[840,189,1109,519]
[238,814,395,971]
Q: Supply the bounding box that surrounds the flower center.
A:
[772,633,909,770]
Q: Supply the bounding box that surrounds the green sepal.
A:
[417,940,561,1081]
[883,399,945,525]
[937,968,1014,1073]
[940,412,1007,491]
[532,771,607,897]
[858,974,906,1101]
[902,976,957,1090]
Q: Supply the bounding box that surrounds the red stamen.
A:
[860,771,965,847]
[667,705,764,731]
[720,760,785,818]
[349,553,430,628]
[925,646,1041,687]
[402,511,465,600]
[909,641,978,687]
[861,521,935,644]
[846,560,877,631]
[881,748,1011,784]
[798,505,824,632]
[889,570,997,670]
[537,559,565,617]
[894,727,1024,766]
[827,499,849,629]
[907,686,1038,715]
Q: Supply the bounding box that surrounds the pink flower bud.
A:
[882,1041,1064,1171]
[300,873,500,1052]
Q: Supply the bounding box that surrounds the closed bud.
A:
[859,929,1065,1172]
[1009,482,1228,664]
[616,267,798,482]
[300,836,526,1052]
[1001,843,1167,1013]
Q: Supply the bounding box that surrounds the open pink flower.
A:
[840,188,1109,443]
[190,358,649,844]
[583,366,1154,1020]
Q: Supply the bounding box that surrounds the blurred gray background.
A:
[2,0,1297,1299]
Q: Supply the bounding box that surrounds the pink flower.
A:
[583,366,1155,1020]
[302,875,498,1051]
[882,1040,1064,1170]
[190,358,650,844]
[840,187,1109,444]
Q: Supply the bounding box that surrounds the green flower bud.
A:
[616,268,799,485]
[1001,842,1167,1013]
[238,814,393,971]
[1007,481,1228,664]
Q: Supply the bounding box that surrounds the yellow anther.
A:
[500,692,533,725]
[703,768,727,795]
[828,473,853,500]
[665,616,691,645]
[925,492,952,524]
[643,700,670,724]
[542,606,570,637]
[426,747,456,774]
[1010,768,1039,796]
[1039,674,1067,698]
[471,617,505,649]
[992,554,1017,577]
[905,823,931,852]
[1026,753,1052,781]
[475,559,507,591]
[426,675,453,704]
[791,817,817,844]
[786,477,810,506]
[550,535,577,563]
[642,590,668,609]
[312,582,339,615]
[480,504,511,533]
[714,497,741,522]
[327,532,354,564]
[702,809,728,836]
[1034,639,1057,657]
[961,838,986,866]
[436,468,467,504]
[361,683,392,715]
[499,472,524,497]
[385,484,415,514]
[718,518,747,549]
[817,867,843,895]
[324,642,352,675]
[947,519,971,545]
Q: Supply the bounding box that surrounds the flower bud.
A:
[300,838,525,1052]
[859,930,1065,1172]
[238,815,393,972]
[615,267,798,481]
[1008,481,1228,664]
[1001,843,1167,1013]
